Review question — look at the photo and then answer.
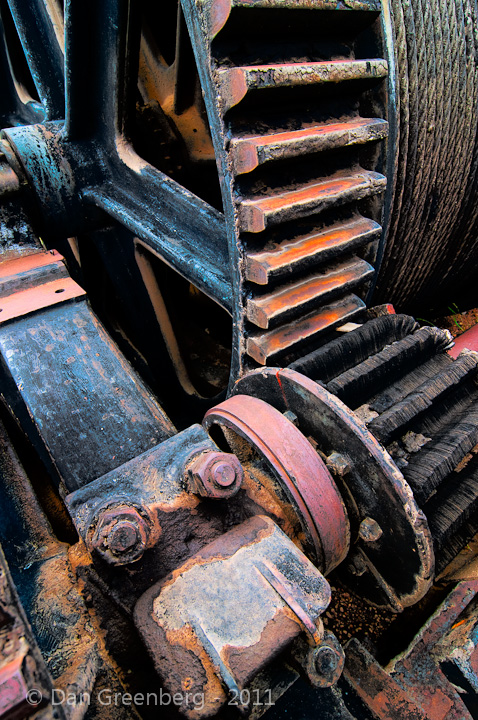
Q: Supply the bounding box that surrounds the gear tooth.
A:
[184,0,388,370]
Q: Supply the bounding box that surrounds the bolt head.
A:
[314,646,339,676]
[326,452,351,477]
[187,451,243,497]
[90,505,150,565]
[358,517,383,543]
[210,460,238,487]
[107,520,141,554]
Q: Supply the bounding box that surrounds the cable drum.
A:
[374,0,478,313]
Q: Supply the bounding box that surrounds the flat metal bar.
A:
[82,167,233,313]
[6,0,64,119]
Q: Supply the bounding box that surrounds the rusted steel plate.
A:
[217,60,388,111]
[231,118,389,175]
[246,294,365,365]
[0,276,86,324]
[246,257,373,329]
[204,394,349,572]
[238,171,387,233]
[135,516,331,718]
[344,639,428,719]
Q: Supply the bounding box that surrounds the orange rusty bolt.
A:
[89,505,151,565]
[187,451,244,498]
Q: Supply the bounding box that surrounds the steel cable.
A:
[375,0,478,311]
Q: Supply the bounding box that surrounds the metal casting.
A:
[1,2,478,720]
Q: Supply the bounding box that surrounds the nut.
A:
[187,451,244,498]
[107,520,142,553]
[89,505,152,565]
[326,452,351,477]
[293,631,344,688]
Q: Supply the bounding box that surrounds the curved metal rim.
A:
[204,393,350,573]
[231,368,435,609]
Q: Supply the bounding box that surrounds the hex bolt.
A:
[89,505,151,565]
[210,460,237,487]
[358,517,383,543]
[187,451,244,498]
[326,452,351,477]
[107,520,141,554]
[314,645,340,676]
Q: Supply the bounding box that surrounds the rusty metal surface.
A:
[232,368,434,610]
[0,259,175,491]
[245,258,373,330]
[0,2,478,719]
[204,394,350,573]
[238,173,387,235]
[217,60,388,112]
[246,295,366,365]
[344,581,478,720]
[244,217,381,287]
[181,0,388,374]
[135,515,331,718]
[231,119,388,176]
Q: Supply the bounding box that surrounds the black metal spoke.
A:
[64,0,139,146]
[6,0,64,120]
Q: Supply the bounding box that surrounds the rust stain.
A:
[245,216,379,284]
[223,610,300,688]
[247,295,364,364]
[239,172,385,232]
[246,259,372,328]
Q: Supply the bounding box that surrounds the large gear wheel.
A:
[2,3,478,720]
